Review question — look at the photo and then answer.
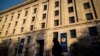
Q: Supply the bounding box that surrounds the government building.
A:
[0,0,100,56]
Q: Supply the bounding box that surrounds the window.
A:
[32,16,35,22]
[84,2,90,9]
[27,36,31,43]
[0,18,2,22]
[68,0,73,4]
[8,23,11,28]
[0,19,1,22]
[18,38,25,53]
[6,31,8,35]
[25,11,28,16]
[41,23,45,28]
[55,10,59,16]
[89,26,98,36]
[44,5,47,10]
[17,13,20,18]
[5,18,7,23]
[55,1,59,7]
[70,29,76,38]
[69,16,75,23]
[2,25,4,30]
[33,8,37,13]
[21,27,24,32]
[53,32,58,38]
[15,21,18,26]
[54,20,59,26]
[0,32,1,35]
[11,16,13,21]
[68,6,74,13]
[30,25,33,31]
[86,13,93,20]
[13,29,15,34]
[42,13,46,19]
[23,19,26,24]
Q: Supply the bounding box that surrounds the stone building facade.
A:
[0,0,100,56]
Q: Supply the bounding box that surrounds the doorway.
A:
[35,40,44,56]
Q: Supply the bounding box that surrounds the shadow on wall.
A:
[0,29,47,56]
[0,39,11,56]
[1,22,100,56]
[70,23,100,56]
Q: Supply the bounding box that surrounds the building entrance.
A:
[35,40,44,56]
[60,33,68,52]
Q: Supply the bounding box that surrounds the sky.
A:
[0,0,24,11]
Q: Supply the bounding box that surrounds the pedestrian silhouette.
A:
[52,38,63,56]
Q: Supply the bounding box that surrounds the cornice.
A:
[0,0,37,15]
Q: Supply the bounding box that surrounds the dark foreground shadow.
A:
[52,38,63,56]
